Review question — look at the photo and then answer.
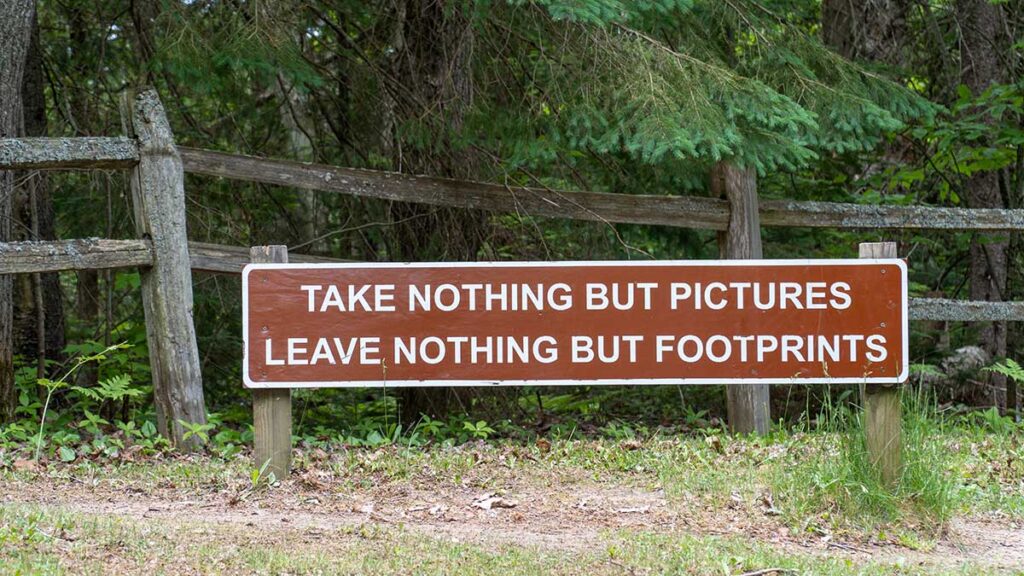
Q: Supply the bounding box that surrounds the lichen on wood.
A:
[179,146,1024,233]
[0,137,138,169]
[0,238,152,273]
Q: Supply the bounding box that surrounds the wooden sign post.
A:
[250,246,291,479]
[860,242,902,486]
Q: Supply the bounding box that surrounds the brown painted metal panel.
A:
[242,260,908,388]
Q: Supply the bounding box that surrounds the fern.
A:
[985,359,1024,384]
[71,374,144,404]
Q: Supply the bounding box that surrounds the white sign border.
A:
[241,259,910,389]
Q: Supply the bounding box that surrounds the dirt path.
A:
[4,475,1023,573]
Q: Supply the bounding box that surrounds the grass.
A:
[2,401,1023,574]
[0,504,1005,575]
[5,410,1022,533]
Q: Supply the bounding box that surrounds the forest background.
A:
[2,0,1023,448]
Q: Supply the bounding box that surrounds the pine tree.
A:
[463,0,935,185]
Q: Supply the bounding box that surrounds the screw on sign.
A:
[242,259,908,388]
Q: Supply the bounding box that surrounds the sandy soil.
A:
[4,467,1023,573]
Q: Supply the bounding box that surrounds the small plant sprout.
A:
[34,343,132,462]
[463,420,496,440]
[178,420,217,445]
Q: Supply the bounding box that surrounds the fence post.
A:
[859,241,902,486]
[711,162,770,434]
[127,89,207,450]
[250,245,292,479]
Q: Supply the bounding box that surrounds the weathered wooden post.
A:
[711,162,770,434]
[128,89,207,450]
[250,245,292,478]
[859,241,902,486]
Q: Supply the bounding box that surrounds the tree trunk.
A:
[129,0,158,85]
[0,0,36,422]
[67,1,100,388]
[278,77,322,251]
[386,0,486,424]
[958,0,1009,408]
[14,10,65,379]
[711,163,770,434]
[1009,150,1024,418]
[821,0,911,66]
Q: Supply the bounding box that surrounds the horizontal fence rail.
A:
[0,137,139,170]
[179,147,1024,232]
[2,238,1019,321]
[4,137,1024,322]
[187,242,348,274]
[4,138,1024,231]
[0,239,346,275]
[180,147,730,230]
[0,239,152,272]
[758,200,1024,231]
[908,298,1024,322]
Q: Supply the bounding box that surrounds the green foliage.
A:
[71,374,144,405]
[469,0,934,178]
[776,390,962,530]
[0,342,169,463]
[31,344,132,461]
[962,407,1020,436]
[877,81,1024,204]
[509,0,696,26]
[462,420,497,439]
[20,0,1021,462]
[179,420,217,445]
[986,358,1024,386]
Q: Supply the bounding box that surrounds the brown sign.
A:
[242,260,908,388]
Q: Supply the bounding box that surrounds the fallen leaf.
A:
[729,491,744,508]
[760,491,781,516]
[13,459,39,472]
[298,472,328,491]
[473,496,518,510]
[705,435,723,454]
[614,506,650,514]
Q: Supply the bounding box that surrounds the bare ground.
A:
[3,465,1023,573]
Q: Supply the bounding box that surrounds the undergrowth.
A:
[773,388,964,536]
[2,342,1023,541]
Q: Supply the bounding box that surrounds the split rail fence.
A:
[2,90,1023,476]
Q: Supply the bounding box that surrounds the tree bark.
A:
[0,0,36,422]
[14,11,65,379]
[711,163,770,435]
[129,89,208,450]
[386,0,485,424]
[958,0,1010,408]
[821,0,911,66]
[66,1,100,388]
[129,0,158,85]
[386,0,482,262]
